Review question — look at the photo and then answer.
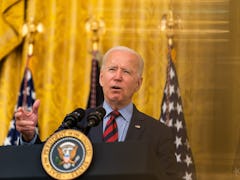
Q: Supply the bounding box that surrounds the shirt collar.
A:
[103,101,133,122]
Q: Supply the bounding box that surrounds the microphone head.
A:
[95,107,106,118]
[62,108,85,128]
[87,107,106,127]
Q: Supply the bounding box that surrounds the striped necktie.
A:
[103,110,120,142]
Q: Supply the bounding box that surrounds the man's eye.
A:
[123,70,130,74]
[108,68,116,71]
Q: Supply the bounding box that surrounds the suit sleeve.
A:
[155,123,179,180]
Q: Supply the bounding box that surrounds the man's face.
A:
[100,50,142,108]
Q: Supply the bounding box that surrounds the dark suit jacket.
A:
[76,104,178,179]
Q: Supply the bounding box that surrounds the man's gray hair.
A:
[101,46,144,77]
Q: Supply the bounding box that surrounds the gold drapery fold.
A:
[0,0,24,60]
[0,0,25,145]
[0,46,24,144]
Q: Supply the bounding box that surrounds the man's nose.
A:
[114,70,123,80]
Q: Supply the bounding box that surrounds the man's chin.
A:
[110,97,121,102]
[108,96,123,103]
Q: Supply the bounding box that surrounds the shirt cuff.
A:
[19,133,38,145]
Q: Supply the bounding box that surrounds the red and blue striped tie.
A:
[103,111,120,142]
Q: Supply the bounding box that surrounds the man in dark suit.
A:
[16,46,178,179]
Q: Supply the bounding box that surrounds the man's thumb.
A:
[32,99,40,114]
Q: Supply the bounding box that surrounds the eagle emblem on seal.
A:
[56,142,80,169]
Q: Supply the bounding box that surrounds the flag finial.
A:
[22,17,44,56]
[85,16,105,52]
[160,8,182,47]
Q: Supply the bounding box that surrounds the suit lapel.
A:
[88,121,104,143]
[125,105,145,141]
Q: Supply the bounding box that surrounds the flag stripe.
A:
[87,50,104,108]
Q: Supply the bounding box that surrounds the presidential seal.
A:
[41,129,93,180]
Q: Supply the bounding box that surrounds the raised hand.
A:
[15,99,40,142]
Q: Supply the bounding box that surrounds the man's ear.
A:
[99,72,103,86]
[135,77,143,91]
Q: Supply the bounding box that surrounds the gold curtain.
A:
[0,0,24,60]
[0,0,25,143]
[1,0,239,179]
[0,0,169,142]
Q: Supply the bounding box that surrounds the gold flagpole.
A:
[21,17,43,110]
[85,17,105,52]
[85,17,105,108]
[160,3,182,124]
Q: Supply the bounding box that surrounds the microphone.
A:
[87,107,106,127]
[83,107,106,135]
[61,108,85,129]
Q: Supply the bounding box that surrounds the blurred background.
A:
[0,0,239,179]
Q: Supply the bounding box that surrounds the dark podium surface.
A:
[0,142,165,180]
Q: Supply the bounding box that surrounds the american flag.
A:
[159,46,197,180]
[87,50,104,108]
[4,67,37,145]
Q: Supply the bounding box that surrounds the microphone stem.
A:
[83,126,91,135]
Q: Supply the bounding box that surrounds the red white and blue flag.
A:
[87,50,104,108]
[4,68,37,145]
[159,46,197,180]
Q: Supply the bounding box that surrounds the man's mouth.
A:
[111,86,121,90]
